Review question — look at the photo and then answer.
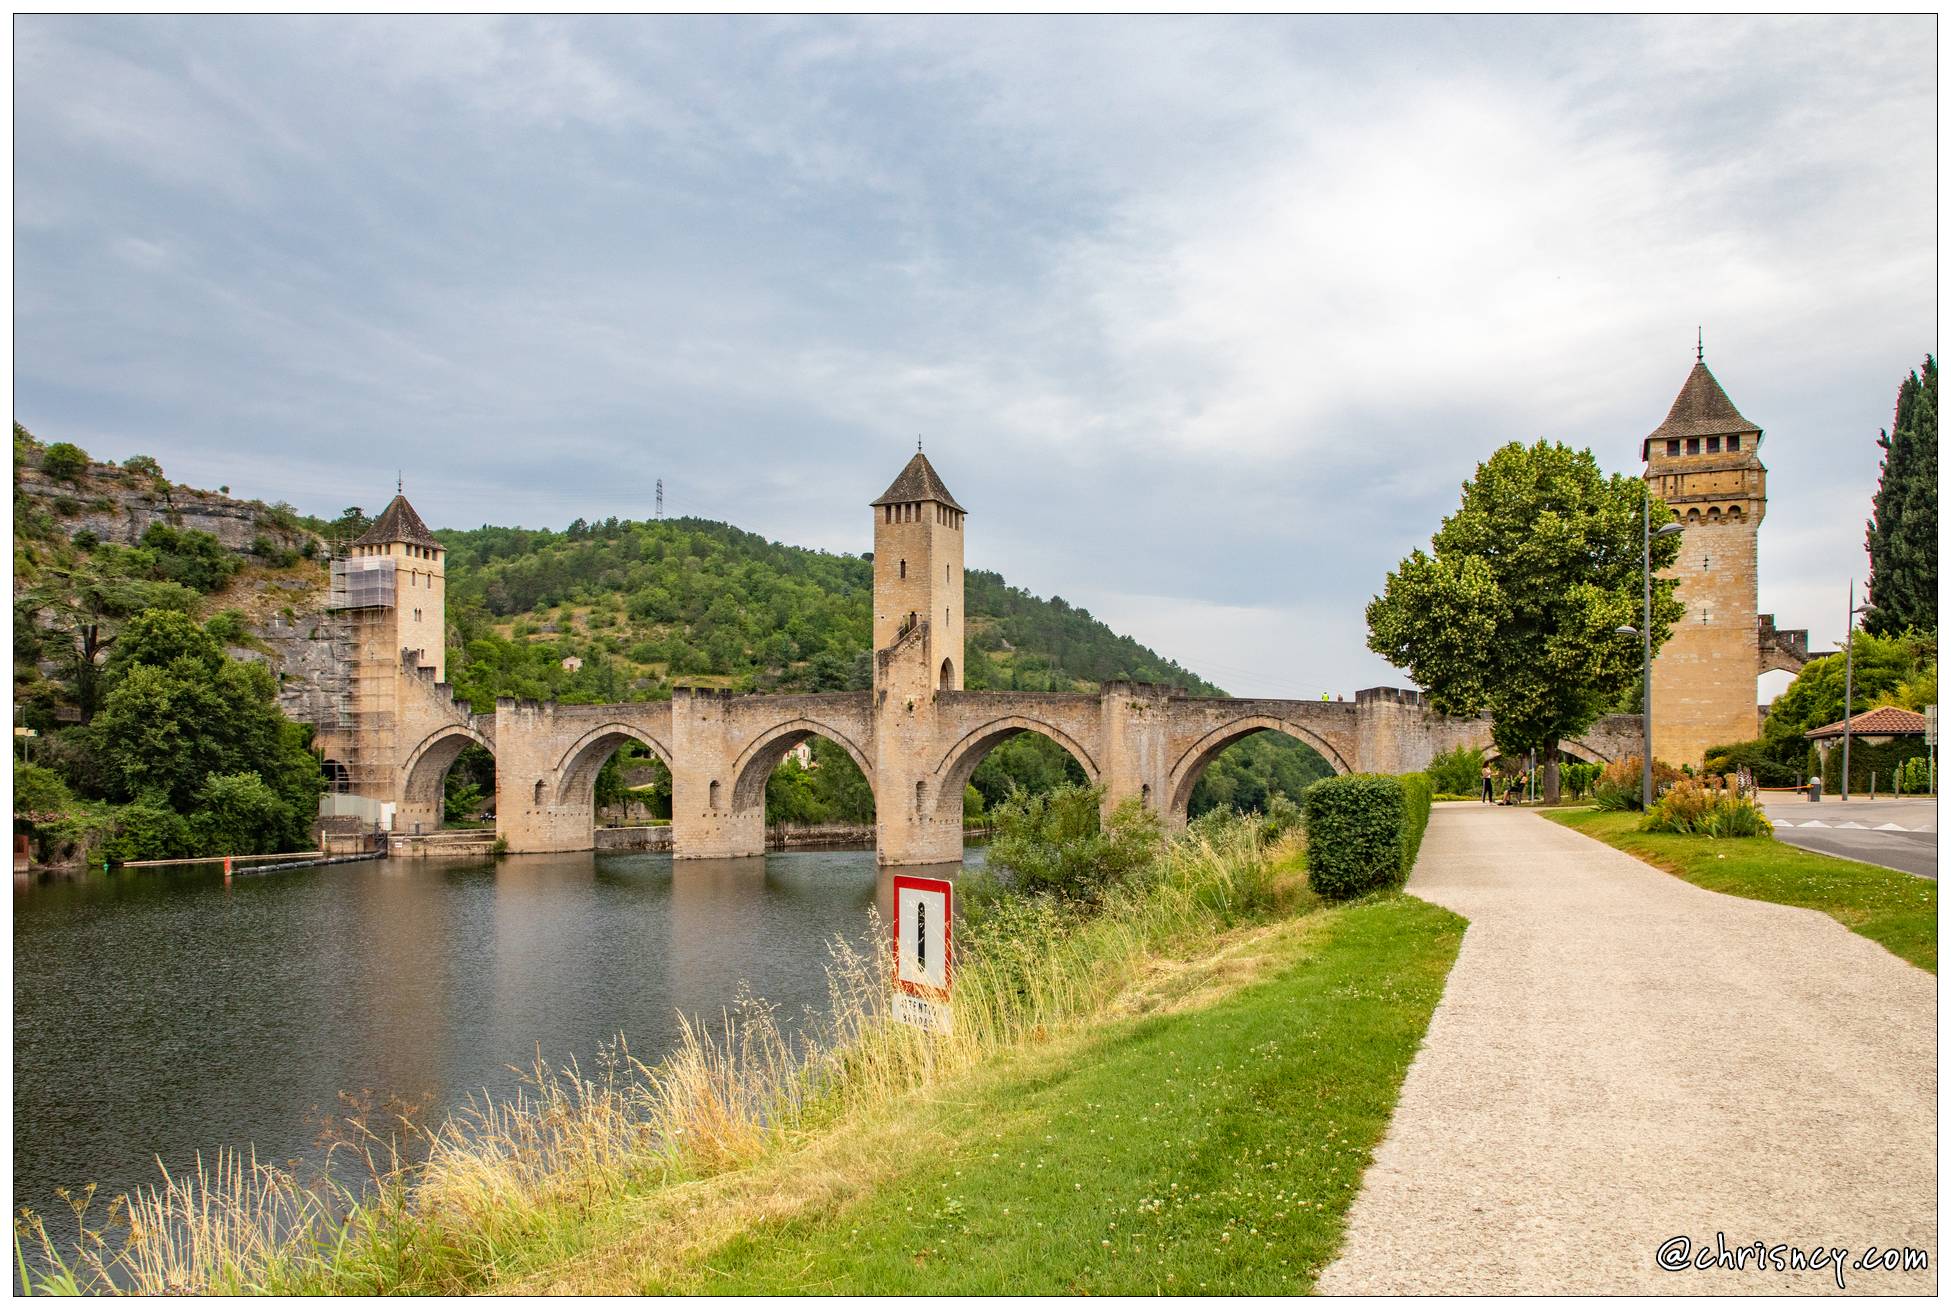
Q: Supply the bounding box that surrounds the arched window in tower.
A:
[1727,505,1743,521]
[899,559,907,579]
[939,657,954,690]
[915,780,926,815]
[1706,507,1721,523]
[709,779,721,810]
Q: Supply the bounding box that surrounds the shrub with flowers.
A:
[1592,756,1685,811]
[1640,776,1773,837]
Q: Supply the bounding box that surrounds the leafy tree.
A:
[1865,355,1937,637]
[986,784,1162,904]
[1761,631,1933,753]
[15,558,200,721]
[91,622,320,831]
[1367,440,1683,801]
[1422,744,1487,796]
[103,608,223,683]
[191,772,297,855]
[443,743,496,824]
[41,441,89,482]
[1187,731,1334,817]
[970,733,1088,813]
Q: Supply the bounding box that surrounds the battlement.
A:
[1355,686,1427,707]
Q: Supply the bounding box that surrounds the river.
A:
[12,846,975,1264]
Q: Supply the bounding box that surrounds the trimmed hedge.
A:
[1303,772,1434,900]
[1821,737,1929,794]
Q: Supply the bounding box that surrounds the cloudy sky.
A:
[14,15,1935,698]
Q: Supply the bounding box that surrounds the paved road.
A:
[1318,803,1936,1295]
[1757,794,1939,879]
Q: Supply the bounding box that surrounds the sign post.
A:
[890,873,952,1034]
[1927,705,1937,795]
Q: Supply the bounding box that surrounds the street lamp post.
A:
[1840,581,1872,801]
[1615,491,1686,808]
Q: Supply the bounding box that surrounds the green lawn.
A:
[1547,808,1936,973]
[639,894,1465,1294]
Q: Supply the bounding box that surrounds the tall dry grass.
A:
[17,812,1302,1295]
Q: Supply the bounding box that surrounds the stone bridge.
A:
[376,667,1639,864]
[323,452,1642,865]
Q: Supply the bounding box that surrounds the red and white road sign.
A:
[891,874,952,1033]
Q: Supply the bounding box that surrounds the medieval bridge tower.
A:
[1641,350,1811,767]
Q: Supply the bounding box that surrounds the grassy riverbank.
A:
[524,894,1463,1294]
[21,815,1464,1295]
[1546,808,1935,973]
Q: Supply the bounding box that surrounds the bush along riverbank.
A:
[18,783,1459,1295]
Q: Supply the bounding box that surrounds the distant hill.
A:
[435,516,1225,709]
[14,429,1328,820]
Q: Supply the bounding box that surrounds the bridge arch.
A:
[1166,715,1350,826]
[552,722,676,806]
[931,715,1101,817]
[729,717,877,814]
[400,723,495,816]
[1462,729,1618,768]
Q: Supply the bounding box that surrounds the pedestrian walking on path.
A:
[1479,763,1494,803]
[1319,803,1936,1294]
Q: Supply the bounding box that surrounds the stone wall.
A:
[1653,515,1763,765]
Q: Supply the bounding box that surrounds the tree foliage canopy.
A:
[1865,355,1937,638]
[1367,440,1684,782]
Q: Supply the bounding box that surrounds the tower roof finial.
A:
[917,436,923,453]
[397,470,403,495]
[1697,326,1703,363]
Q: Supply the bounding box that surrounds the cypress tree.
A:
[1865,355,1937,637]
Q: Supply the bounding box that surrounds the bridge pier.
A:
[1098,681,1176,826]
[493,699,607,853]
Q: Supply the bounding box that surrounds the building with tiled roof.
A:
[1803,706,1930,740]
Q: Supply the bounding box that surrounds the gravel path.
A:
[1317,803,1936,1294]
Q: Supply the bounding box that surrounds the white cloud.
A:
[11,15,1936,695]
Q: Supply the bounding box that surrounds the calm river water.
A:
[13,847,975,1253]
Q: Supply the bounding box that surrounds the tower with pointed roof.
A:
[347,492,447,682]
[1642,349,1767,765]
[318,490,450,817]
[869,448,969,865]
[871,448,965,693]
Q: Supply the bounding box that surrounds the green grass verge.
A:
[647,894,1464,1294]
[1546,808,1935,973]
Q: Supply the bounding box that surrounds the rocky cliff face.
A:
[14,451,348,728]
[15,462,309,555]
